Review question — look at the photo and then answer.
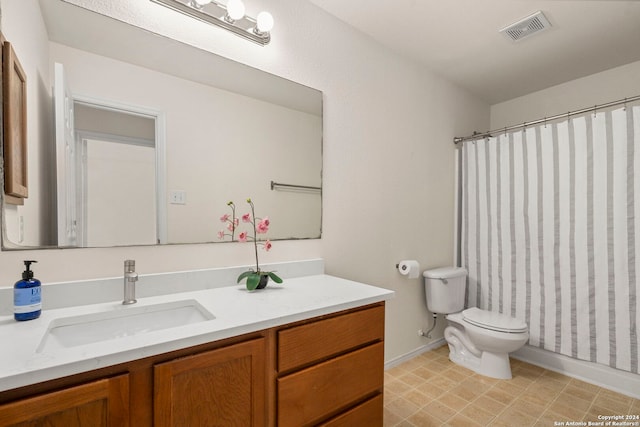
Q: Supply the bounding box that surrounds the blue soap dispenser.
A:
[14,260,41,321]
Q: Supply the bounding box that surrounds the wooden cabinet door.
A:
[0,374,129,427]
[154,337,266,427]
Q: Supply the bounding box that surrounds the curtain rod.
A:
[453,94,640,145]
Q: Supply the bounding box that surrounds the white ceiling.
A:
[308,0,640,104]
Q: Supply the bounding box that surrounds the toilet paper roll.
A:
[397,260,420,279]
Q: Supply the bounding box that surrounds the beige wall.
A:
[491,60,640,129]
[1,0,489,362]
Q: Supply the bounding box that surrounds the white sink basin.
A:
[37,300,214,352]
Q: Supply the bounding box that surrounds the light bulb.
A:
[256,11,274,33]
[226,0,245,21]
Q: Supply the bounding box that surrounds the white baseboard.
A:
[512,344,640,399]
[384,338,446,370]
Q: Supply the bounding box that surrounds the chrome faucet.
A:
[122,260,139,305]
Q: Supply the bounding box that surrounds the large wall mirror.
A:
[0,0,322,249]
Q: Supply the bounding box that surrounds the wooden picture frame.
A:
[2,39,28,205]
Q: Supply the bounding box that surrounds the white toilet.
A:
[423,267,529,379]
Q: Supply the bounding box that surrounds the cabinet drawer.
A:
[318,394,383,427]
[277,304,384,372]
[277,342,383,427]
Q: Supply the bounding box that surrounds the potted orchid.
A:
[218,198,283,291]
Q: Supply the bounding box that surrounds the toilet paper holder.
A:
[395,260,420,279]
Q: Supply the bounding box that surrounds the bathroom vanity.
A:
[0,273,393,426]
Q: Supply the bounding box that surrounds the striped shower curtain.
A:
[460,104,640,374]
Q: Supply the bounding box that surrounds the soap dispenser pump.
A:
[14,260,41,321]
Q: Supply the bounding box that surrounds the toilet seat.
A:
[462,307,528,333]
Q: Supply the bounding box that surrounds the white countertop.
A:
[0,274,393,392]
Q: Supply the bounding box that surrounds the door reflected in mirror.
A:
[67,101,159,247]
[83,138,157,246]
[1,0,322,249]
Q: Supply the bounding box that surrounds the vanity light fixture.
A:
[150,0,274,45]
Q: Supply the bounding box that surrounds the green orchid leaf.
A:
[237,270,254,283]
[246,273,260,291]
[268,272,283,283]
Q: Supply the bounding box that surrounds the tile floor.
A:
[384,345,640,426]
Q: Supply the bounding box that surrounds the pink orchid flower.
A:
[257,217,270,234]
[217,230,225,239]
[242,213,251,223]
[264,240,272,251]
[238,232,248,242]
[225,218,239,232]
[220,213,230,222]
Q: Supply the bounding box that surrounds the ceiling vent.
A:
[499,11,551,42]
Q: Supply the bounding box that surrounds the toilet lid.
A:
[462,307,528,333]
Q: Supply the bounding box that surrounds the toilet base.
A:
[447,343,513,379]
[445,324,515,379]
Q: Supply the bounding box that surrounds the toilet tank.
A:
[423,267,467,314]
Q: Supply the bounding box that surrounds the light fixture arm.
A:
[150,0,272,46]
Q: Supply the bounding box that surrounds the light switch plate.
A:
[169,190,186,205]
